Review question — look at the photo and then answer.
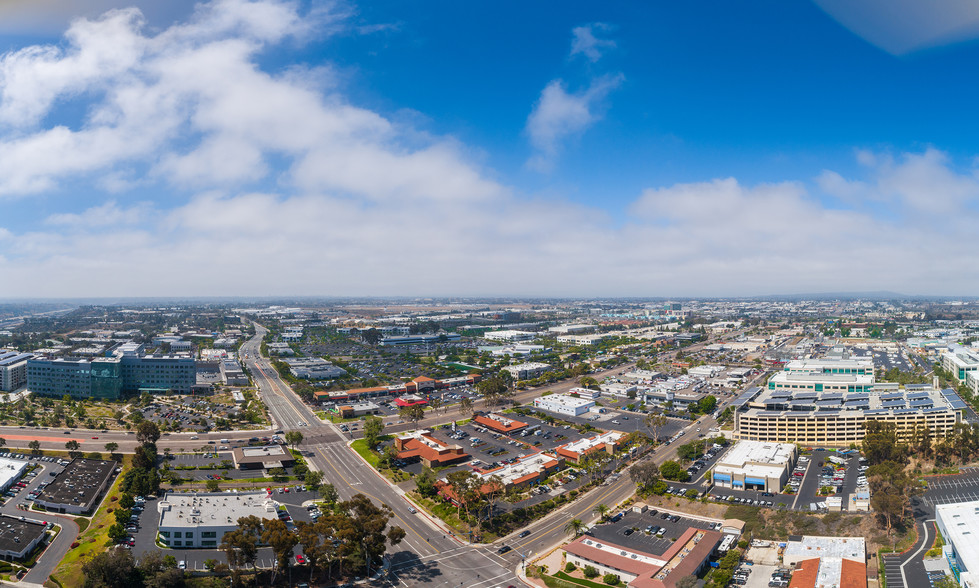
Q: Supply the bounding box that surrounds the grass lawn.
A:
[350,437,390,469]
[48,456,130,588]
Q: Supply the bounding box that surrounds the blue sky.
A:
[1,0,979,297]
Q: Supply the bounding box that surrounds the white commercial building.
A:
[503,362,551,381]
[0,457,28,493]
[158,491,279,549]
[943,345,979,385]
[556,333,611,346]
[713,440,796,493]
[533,393,595,417]
[484,330,537,343]
[547,324,597,335]
[0,352,31,392]
[936,500,979,587]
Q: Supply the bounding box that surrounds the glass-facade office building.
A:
[27,355,195,400]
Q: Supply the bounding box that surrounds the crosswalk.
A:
[882,552,905,588]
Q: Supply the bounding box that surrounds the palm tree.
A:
[593,504,610,522]
[564,518,585,538]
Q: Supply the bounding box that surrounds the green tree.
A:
[65,439,80,452]
[361,328,382,346]
[305,469,324,489]
[28,439,41,456]
[136,420,161,444]
[285,430,304,449]
[629,461,660,490]
[564,518,586,538]
[119,493,135,509]
[319,483,339,505]
[645,413,668,442]
[363,415,384,450]
[82,548,140,588]
[415,466,438,497]
[458,396,474,418]
[399,404,425,429]
[593,503,610,522]
[105,442,119,454]
[107,522,128,542]
[206,479,221,492]
[660,460,689,482]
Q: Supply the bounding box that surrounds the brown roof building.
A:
[231,445,297,470]
[394,430,468,468]
[563,527,722,587]
[473,413,528,435]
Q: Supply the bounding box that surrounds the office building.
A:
[0,457,28,493]
[547,324,597,335]
[280,357,347,380]
[563,527,723,588]
[0,515,48,561]
[0,352,31,392]
[473,413,528,435]
[557,333,611,346]
[533,393,595,417]
[783,536,866,588]
[936,500,979,587]
[157,491,279,549]
[230,445,296,470]
[394,430,468,468]
[732,385,964,447]
[334,401,381,418]
[943,345,979,385]
[503,362,551,381]
[378,333,461,346]
[556,431,623,464]
[484,330,537,343]
[35,458,116,514]
[712,440,796,493]
[27,353,196,399]
[476,451,560,489]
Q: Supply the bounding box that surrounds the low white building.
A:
[556,333,611,346]
[548,324,597,335]
[599,382,637,397]
[712,440,796,493]
[533,393,595,417]
[503,362,551,381]
[0,457,28,493]
[157,491,279,549]
[484,330,537,343]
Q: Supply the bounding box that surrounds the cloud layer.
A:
[0,1,979,298]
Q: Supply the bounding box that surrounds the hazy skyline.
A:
[2,0,979,298]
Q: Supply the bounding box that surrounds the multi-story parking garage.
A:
[732,385,965,447]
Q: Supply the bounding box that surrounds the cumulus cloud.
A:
[570,23,616,62]
[525,74,623,172]
[2,2,979,297]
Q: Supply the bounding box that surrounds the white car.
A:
[178,561,186,570]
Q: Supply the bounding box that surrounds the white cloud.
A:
[2,3,979,297]
[45,200,151,227]
[525,74,623,172]
[570,23,616,62]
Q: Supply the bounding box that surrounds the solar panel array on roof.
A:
[796,392,818,400]
[881,393,904,401]
[881,400,906,409]
[845,402,870,410]
[845,394,870,401]
[733,388,761,408]
[906,392,931,401]
[815,399,841,406]
[906,384,928,390]
[923,407,951,414]
[821,393,844,401]
[893,408,920,415]
[940,389,968,410]
[909,398,934,408]
[864,409,890,415]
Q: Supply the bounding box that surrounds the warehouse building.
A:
[0,457,28,494]
[533,393,595,417]
[783,535,867,588]
[503,362,551,381]
[936,500,979,587]
[34,458,116,514]
[158,491,279,549]
[712,440,796,493]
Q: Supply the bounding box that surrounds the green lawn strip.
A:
[408,492,469,536]
[350,437,391,469]
[552,572,616,588]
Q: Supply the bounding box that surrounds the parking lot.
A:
[923,468,979,506]
[586,506,726,556]
[703,449,866,512]
[0,452,69,510]
[130,487,322,570]
[162,452,301,481]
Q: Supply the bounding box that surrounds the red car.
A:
[295,554,306,565]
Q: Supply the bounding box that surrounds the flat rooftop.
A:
[159,491,278,528]
[480,451,558,486]
[560,431,622,455]
[37,458,115,510]
[784,535,865,561]
[0,457,28,490]
[718,440,795,467]
[937,500,979,575]
[535,394,594,408]
[0,515,46,555]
